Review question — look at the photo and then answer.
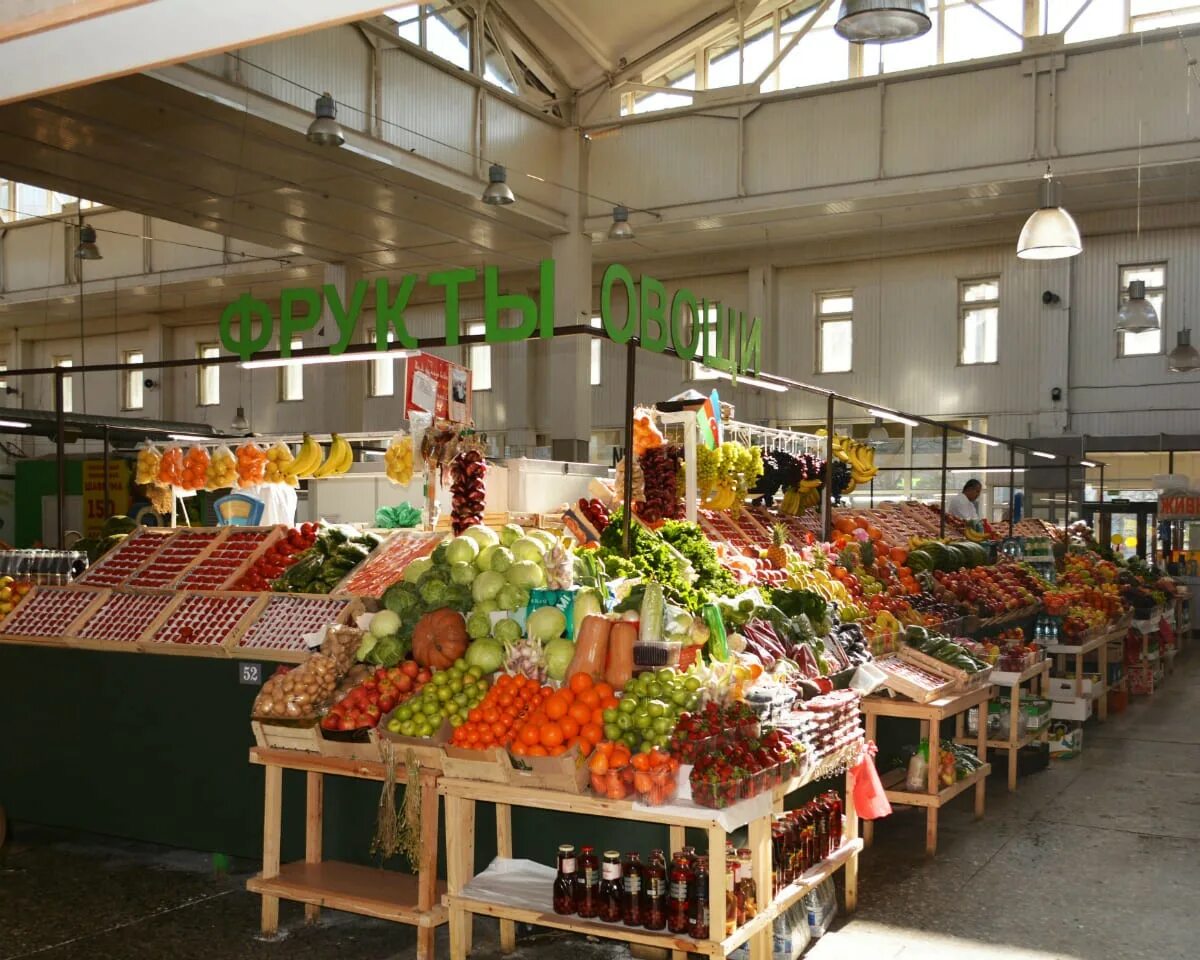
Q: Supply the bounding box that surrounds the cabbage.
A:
[489,547,514,573]
[419,577,449,606]
[526,605,567,642]
[544,637,575,681]
[510,537,545,562]
[527,529,557,551]
[499,523,524,547]
[370,609,402,638]
[507,560,545,589]
[472,570,506,602]
[476,544,499,572]
[473,599,499,616]
[382,581,420,618]
[496,583,524,612]
[449,561,476,585]
[466,611,492,640]
[464,525,499,548]
[445,535,479,565]
[403,557,433,584]
[465,637,504,673]
[492,617,523,643]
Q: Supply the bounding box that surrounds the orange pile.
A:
[236,441,268,486]
[180,445,211,491]
[156,446,183,486]
[509,672,617,759]
[450,673,543,751]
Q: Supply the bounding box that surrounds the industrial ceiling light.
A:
[867,407,919,427]
[966,434,1000,447]
[306,92,345,147]
[1167,327,1200,372]
[75,223,102,260]
[242,348,418,370]
[608,205,634,240]
[1030,450,1056,460]
[835,0,931,43]
[1017,168,1082,260]
[1080,460,1099,468]
[867,418,889,443]
[1115,280,1159,334]
[231,407,249,432]
[481,163,515,205]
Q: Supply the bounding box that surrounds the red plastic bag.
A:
[849,741,892,821]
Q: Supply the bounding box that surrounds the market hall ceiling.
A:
[0,73,563,276]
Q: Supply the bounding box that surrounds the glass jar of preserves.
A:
[598,850,622,923]
[553,844,576,916]
[688,856,710,940]
[643,849,667,930]
[622,852,643,927]
[575,845,600,918]
[724,861,737,935]
[736,848,757,922]
[667,853,692,934]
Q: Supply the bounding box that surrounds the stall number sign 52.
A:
[239,662,262,685]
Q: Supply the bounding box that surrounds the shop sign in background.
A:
[82,460,130,537]
[404,354,472,422]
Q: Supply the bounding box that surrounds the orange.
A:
[559,717,580,739]
[511,741,528,757]
[631,752,651,771]
[549,744,567,757]
[539,723,564,748]
[594,681,614,701]
[519,725,540,747]
[569,673,594,696]
[581,723,604,745]
[591,708,606,727]
[528,745,548,757]
[600,696,620,711]
[577,689,600,709]
[545,695,569,720]
[568,702,593,726]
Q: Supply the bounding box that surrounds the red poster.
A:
[404,353,472,423]
[1159,490,1200,521]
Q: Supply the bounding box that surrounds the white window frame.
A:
[123,350,144,411]
[369,330,396,397]
[1118,262,1165,358]
[467,322,492,391]
[816,290,854,373]
[959,277,1000,366]
[54,357,73,413]
[197,343,220,407]
[0,360,7,395]
[279,336,305,401]
[590,316,603,386]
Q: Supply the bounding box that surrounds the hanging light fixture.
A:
[608,205,634,240]
[867,418,889,443]
[231,406,249,432]
[1116,280,1159,334]
[306,92,345,146]
[1016,167,1081,260]
[1167,327,1200,372]
[481,163,515,205]
[75,223,102,260]
[835,0,931,43]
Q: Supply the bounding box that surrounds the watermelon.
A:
[907,549,935,573]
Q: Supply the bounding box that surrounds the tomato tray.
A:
[0,586,103,640]
[234,595,353,660]
[177,528,276,591]
[146,593,260,652]
[72,591,176,647]
[334,532,440,597]
[127,530,223,588]
[76,530,172,587]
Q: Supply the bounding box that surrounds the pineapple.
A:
[767,523,789,570]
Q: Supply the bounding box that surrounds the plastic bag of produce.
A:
[206,444,238,490]
[905,750,928,791]
[850,742,892,820]
[264,440,296,485]
[235,440,268,487]
[136,441,163,484]
[375,503,422,528]
[180,444,210,491]
[384,431,415,486]
[156,445,184,486]
[251,654,340,721]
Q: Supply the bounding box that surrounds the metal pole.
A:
[1063,456,1071,531]
[1008,443,1016,539]
[622,341,636,557]
[870,475,874,509]
[939,425,948,538]
[55,370,66,548]
[1099,465,1104,505]
[102,423,111,518]
[821,394,834,541]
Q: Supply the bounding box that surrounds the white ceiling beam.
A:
[0,0,401,107]
[531,0,616,72]
[0,0,150,43]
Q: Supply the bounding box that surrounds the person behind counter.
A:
[945,479,982,522]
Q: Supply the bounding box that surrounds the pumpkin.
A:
[412,607,468,670]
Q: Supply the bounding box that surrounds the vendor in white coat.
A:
[945,479,982,522]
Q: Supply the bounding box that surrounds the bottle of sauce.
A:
[828,792,844,853]
[667,852,692,934]
[643,849,667,930]
[736,848,758,921]
[724,861,737,935]
[688,856,710,940]
[622,852,643,926]
[553,844,577,915]
[575,845,600,918]
[599,851,622,923]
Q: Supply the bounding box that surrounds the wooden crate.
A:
[507,743,589,793]
[66,588,176,653]
[138,591,267,658]
[898,645,991,692]
[74,527,176,587]
[124,527,229,590]
[378,718,450,772]
[874,654,958,703]
[228,594,362,663]
[176,525,285,591]
[442,744,512,784]
[319,727,384,763]
[252,719,324,752]
[0,584,108,647]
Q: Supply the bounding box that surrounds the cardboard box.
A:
[1048,721,1083,759]
[507,742,589,793]
[1047,676,1101,701]
[1049,697,1092,723]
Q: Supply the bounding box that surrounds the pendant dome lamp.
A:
[867,418,889,443]
[1167,328,1200,372]
[1115,280,1159,334]
[481,164,515,205]
[75,223,102,260]
[835,0,931,43]
[306,93,345,147]
[608,205,634,240]
[1016,167,1082,260]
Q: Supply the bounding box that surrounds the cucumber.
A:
[639,582,665,643]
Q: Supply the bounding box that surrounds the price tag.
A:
[239,662,262,685]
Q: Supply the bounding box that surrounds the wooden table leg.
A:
[1008,682,1021,792]
[445,793,475,960]
[261,763,282,936]
[843,766,858,913]
[747,812,773,960]
[1098,641,1109,721]
[975,700,987,820]
[416,769,441,960]
[925,715,939,856]
[304,771,323,924]
[862,713,877,848]
[1074,652,1083,698]
[707,825,727,949]
[495,802,517,955]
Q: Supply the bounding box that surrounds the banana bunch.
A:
[815,429,878,485]
[963,522,988,542]
[282,433,323,481]
[779,478,822,516]
[385,435,414,486]
[313,433,353,479]
[702,479,738,510]
[784,557,857,606]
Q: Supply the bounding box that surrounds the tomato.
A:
[401,661,419,678]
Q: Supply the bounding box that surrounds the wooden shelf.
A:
[954,728,1047,752]
[249,746,393,782]
[249,861,447,927]
[880,764,991,809]
[989,660,1051,686]
[860,684,992,721]
[450,841,863,959]
[1046,632,1110,657]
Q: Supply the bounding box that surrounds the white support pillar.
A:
[544,229,593,463]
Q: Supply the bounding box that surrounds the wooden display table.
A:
[955,660,1050,791]
[1045,629,1113,721]
[861,685,992,856]
[440,765,862,960]
[247,747,446,960]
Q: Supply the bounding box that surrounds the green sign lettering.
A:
[638,274,668,352]
[600,263,638,344]
[325,280,368,354]
[429,268,475,345]
[376,275,417,349]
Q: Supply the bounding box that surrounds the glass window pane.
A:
[371,330,395,397]
[590,339,602,386]
[16,184,50,220]
[820,319,853,372]
[962,280,999,302]
[426,6,470,71]
[55,358,73,413]
[962,307,998,363]
[0,361,7,393]
[1121,264,1165,289]
[468,322,491,391]
[818,294,853,314]
[873,9,938,74]
[943,0,1022,64]
[707,21,774,89]
[125,350,144,409]
[1122,328,1162,356]
[282,337,304,401]
[198,344,220,406]
[384,4,421,42]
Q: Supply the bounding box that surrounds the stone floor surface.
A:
[2,651,1196,960]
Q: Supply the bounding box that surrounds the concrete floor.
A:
[2,651,1196,960]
